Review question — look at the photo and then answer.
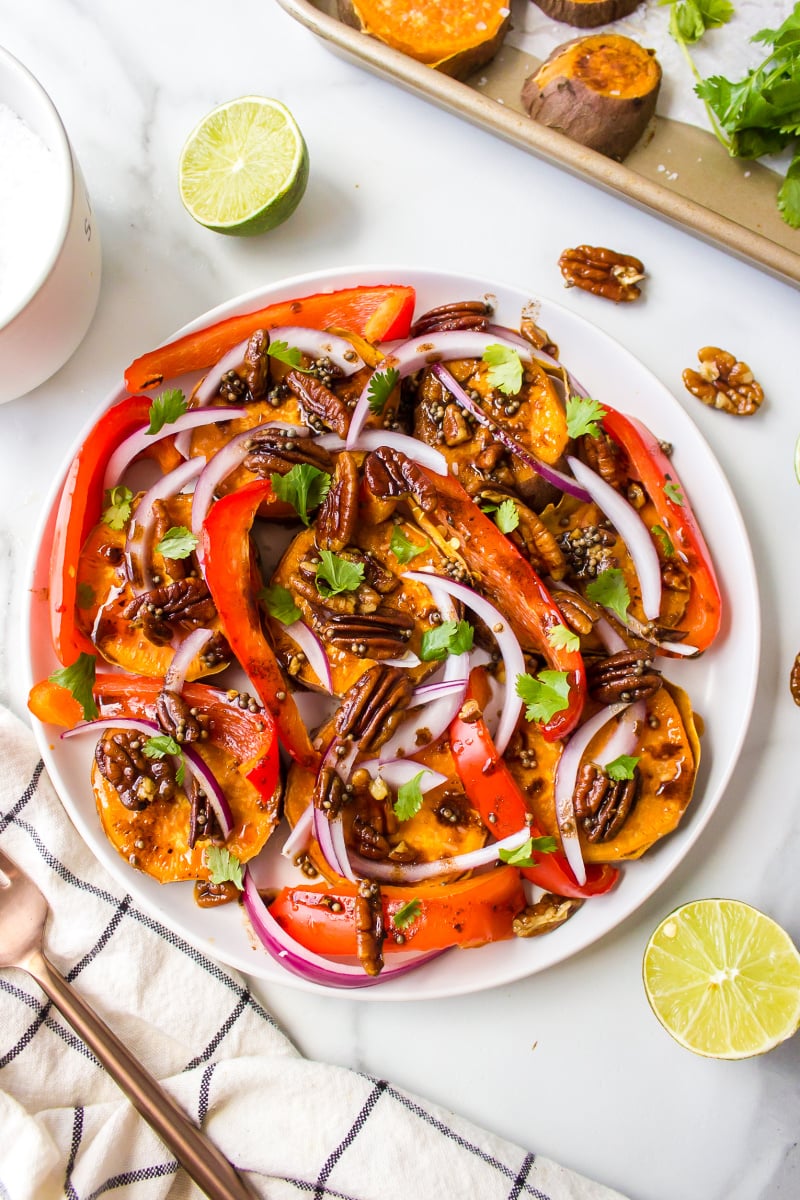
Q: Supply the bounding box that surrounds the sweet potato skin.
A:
[521,34,662,161]
[531,0,642,28]
[337,0,511,80]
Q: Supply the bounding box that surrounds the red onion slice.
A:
[567,455,662,622]
[242,870,445,989]
[403,570,525,755]
[410,678,467,705]
[103,408,247,493]
[357,759,449,793]
[553,702,631,885]
[281,802,314,861]
[593,700,646,768]
[164,627,215,694]
[282,621,333,693]
[62,716,234,839]
[191,420,309,545]
[347,329,533,447]
[432,364,591,501]
[346,825,532,884]
[382,651,422,669]
[312,806,356,882]
[193,339,249,406]
[316,429,447,475]
[125,456,206,595]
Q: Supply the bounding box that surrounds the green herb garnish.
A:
[605,755,640,781]
[651,523,675,557]
[585,568,631,622]
[204,846,244,890]
[483,344,523,395]
[143,733,186,785]
[315,550,365,597]
[547,623,580,653]
[664,479,685,506]
[389,524,428,564]
[419,619,474,662]
[498,835,558,867]
[566,395,607,439]
[367,366,400,415]
[483,497,520,534]
[516,671,571,724]
[270,463,331,526]
[48,652,98,721]
[147,388,187,435]
[267,340,306,370]
[393,770,427,821]
[260,583,301,625]
[393,898,422,929]
[154,526,198,560]
[102,485,133,531]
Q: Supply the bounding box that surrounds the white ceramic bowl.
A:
[0,47,101,404]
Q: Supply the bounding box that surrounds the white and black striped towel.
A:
[0,705,629,1200]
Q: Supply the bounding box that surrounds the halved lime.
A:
[178,97,309,236]
[643,898,800,1059]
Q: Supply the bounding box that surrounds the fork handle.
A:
[25,947,258,1200]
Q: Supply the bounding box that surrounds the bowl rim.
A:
[0,45,75,332]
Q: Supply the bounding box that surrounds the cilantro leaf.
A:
[548,623,580,652]
[390,524,428,564]
[270,463,331,526]
[393,898,422,929]
[566,395,607,439]
[267,340,305,369]
[419,619,474,662]
[367,366,400,415]
[154,526,198,560]
[516,670,571,724]
[664,479,685,506]
[498,835,558,867]
[778,152,800,229]
[585,568,631,622]
[48,652,98,721]
[394,770,427,821]
[651,523,675,557]
[147,388,187,435]
[315,551,364,597]
[483,343,523,395]
[493,498,520,534]
[102,485,133,531]
[605,754,640,781]
[260,583,301,625]
[143,733,186,785]
[204,846,244,890]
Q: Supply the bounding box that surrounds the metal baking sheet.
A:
[277,0,800,290]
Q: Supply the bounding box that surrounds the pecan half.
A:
[513,894,584,938]
[123,579,217,644]
[573,761,639,842]
[519,309,559,358]
[553,589,599,637]
[95,729,179,811]
[243,428,333,477]
[682,346,764,416]
[791,653,800,706]
[410,299,492,337]
[316,451,359,551]
[586,649,662,703]
[316,608,415,658]
[363,446,437,513]
[313,764,348,817]
[156,688,210,744]
[558,245,645,302]
[217,329,271,404]
[578,433,628,491]
[355,878,385,977]
[285,369,350,438]
[334,664,414,752]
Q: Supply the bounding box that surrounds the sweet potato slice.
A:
[521,34,662,161]
[337,0,511,79]
[531,0,642,28]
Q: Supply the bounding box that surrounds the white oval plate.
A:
[25,265,760,1000]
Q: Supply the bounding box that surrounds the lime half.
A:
[179,97,309,236]
[643,898,800,1059]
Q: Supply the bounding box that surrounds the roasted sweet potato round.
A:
[531,0,642,28]
[337,0,511,79]
[521,33,662,161]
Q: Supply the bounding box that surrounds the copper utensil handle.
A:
[27,947,257,1200]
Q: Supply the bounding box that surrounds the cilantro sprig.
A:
[585,568,631,623]
[143,733,186,786]
[605,755,640,781]
[481,497,519,534]
[483,344,523,395]
[154,526,198,560]
[204,846,244,890]
[267,340,307,370]
[271,463,331,526]
[102,485,133,531]
[392,898,422,930]
[547,623,580,653]
[260,583,302,625]
[419,619,474,662]
[367,366,400,415]
[147,388,187,435]
[389,524,428,564]
[566,395,607,440]
[315,551,364,597]
[498,835,558,867]
[48,652,98,721]
[393,770,428,821]
[516,670,571,724]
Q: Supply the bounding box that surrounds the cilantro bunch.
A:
[663,1,800,227]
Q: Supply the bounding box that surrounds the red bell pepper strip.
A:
[201,478,320,771]
[423,468,586,741]
[124,284,417,391]
[450,668,618,899]
[92,672,280,806]
[602,407,722,653]
[49,394,152,666]
[268,867,526,956]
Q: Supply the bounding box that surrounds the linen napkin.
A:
[0,704,629,1200]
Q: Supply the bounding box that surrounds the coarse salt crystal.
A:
[0,103,61,327]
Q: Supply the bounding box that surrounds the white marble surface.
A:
[2,2,800,1198]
